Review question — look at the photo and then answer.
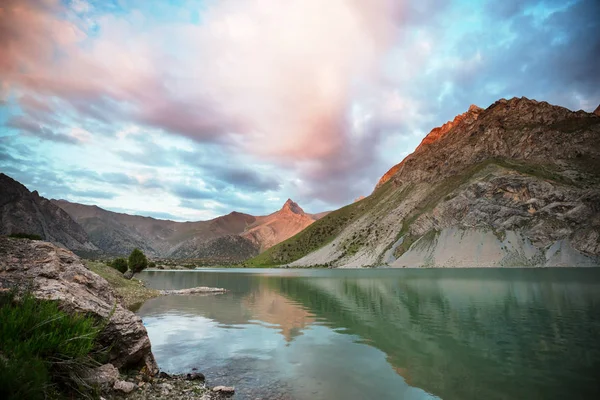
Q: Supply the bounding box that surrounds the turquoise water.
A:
[137,268,600,399]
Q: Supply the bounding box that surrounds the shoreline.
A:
[83,260,234,399]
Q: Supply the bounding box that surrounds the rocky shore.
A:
[0,237,233,399]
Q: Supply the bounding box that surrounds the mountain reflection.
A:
[139,269,600,400]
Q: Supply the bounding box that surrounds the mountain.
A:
[0,173,98,254]
[52,198,325,259]
[248,97,600,268]
[241,199,324,251]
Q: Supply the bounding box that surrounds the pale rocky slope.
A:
[251,97,600,268]
[0,173,98,254]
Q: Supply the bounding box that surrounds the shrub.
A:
[0,290,101,399]
[8,233,43,240]
[128,248,148,273]
[110,258,128,274]
[148,261,156,269]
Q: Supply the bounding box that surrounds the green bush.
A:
[0,290,102,399]
[110,258,128,274]
[8,233,43,240]
[148,261,156,269]
[128,248,148,273]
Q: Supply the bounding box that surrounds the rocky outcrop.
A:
[253,97,600,268]
[0,237,158,372]
[0,173,98,254]
[159,287,227,295]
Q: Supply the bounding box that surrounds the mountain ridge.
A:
[248,97,600,268]
[0,173,98,254]
[51,197,326,258]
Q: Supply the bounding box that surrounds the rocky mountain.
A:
[241,199,323,251]
[52,198,325,259]
[0,173,98,254]
[248,97,600,268]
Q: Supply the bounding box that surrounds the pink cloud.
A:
[1,0,405,202]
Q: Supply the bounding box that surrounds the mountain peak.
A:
[594,104,600,116]
[281,199,305,215]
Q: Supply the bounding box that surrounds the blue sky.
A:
[0,0,598,221]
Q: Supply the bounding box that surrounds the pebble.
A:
[212,385,235,395]
[113,380,137,394]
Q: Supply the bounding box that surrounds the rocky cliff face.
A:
[0,237,157,372]
[0,173,98,254]
[252,97,600,268]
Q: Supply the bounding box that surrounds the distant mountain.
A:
[0,173,98,254]
[52,198,327,259]
[241,199,324,251]
[249,97,600,268]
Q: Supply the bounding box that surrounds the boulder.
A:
[0,237,158,374]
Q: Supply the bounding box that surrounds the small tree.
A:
[128,248,148,273]
[110,258,128,274]
[148,261,156,269]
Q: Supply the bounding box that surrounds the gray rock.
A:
[84,363,119,386]
[0,238,158,373]
[113,380,137,394]
[185,372,205,381]
[123,270,134,280]
[160,287,226,295]
[212,386,235,395]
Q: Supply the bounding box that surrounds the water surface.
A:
[137,268,600,400]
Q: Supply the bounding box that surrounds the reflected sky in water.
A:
[137,268,600,400]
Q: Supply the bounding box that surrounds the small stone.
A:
[213,385,235,395]
[84,363,119,386]
[113,380,137,394]
[186,372,205,381]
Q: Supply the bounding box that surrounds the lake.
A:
[137,268,600,400]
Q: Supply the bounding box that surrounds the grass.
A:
[85,261,159,310]
[0,291,102,400]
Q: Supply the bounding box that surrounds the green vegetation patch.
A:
[0,291,102,400]
[86,261,159,310]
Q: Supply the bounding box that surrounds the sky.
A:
[0,0,599,221]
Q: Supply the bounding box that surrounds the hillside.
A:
[53,198,325,259]
[247,97,600,268]
[0,173,98,254]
